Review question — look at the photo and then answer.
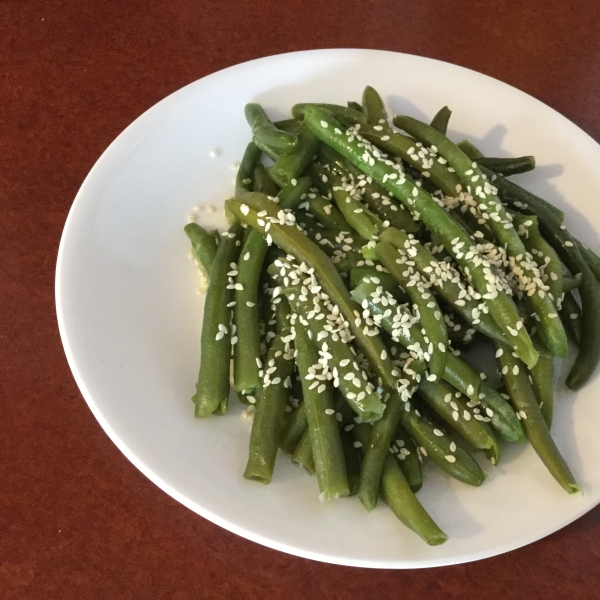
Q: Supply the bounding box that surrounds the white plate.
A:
[56,49,600,568]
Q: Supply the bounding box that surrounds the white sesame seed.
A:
[445,455,456,463]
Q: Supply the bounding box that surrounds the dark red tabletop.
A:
[3,1,600,597]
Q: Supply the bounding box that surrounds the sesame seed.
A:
[325,408,335,415]
[445,455,456,463]
[353,441,363,448]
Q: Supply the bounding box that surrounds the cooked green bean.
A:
[269,123,321,187]
[417,380,500,464]
[253,163,279,196]
[380,227,508,346]
[193,222,243,417]
[294,318,350,499]
[236,142,263,198]
[530,336,555,428]
[562,273,582,293]
[245,103,298,155]
[496,346,579,493]
[391,424,423,492]
[280,402,308,455]
[559,291,581,347]
[184,222,218,276]
[353,423,448,545]
[374,241,448,378]
[244,302,295,484]
[305,189,352,233]
[430,106,452,135]
[292,103,366,126]
[402,409,485,486]
[291,428,315,475]
[357,361,425,511]
[362,85,388,125]
[476,155,536,176]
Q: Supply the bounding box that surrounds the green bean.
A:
[279,402,307,455]
[349,268,406,299]
[485,166,600,389]
[273,118,303,136]
[362,85,388,125]
[193,222,243,417]
[294,318,350,499]
[234,177,311,395]
[291,429,315,475]
[227,193,397,390]
[476,155,536,177]
[530,336,555,428]
[357,361,425,511]
[245,103,298,155]
[559,291,581,347]
[401,409,485,486]
[461,148,565,222]
[184,222,218,276]
[374,241,448,379]
[235,142,263,198]
[496,346,579,493]
[430,106,452,135]
[244,305,295,484]
[577,241,600,282]
[278,175,312,208]
[271,258,386,422]
[418,380,500,464]
[303,106,539,368]
[305,189,352,233]
[253,163,279,196]
[340,428,361,496]
[292,103,367,126]
[478,381,526,444]
[393,115,568,360]
[233,227,268,394]
[513,213,562,304]
[380,227,508,346]
[391,424,422,492]
[330,172,381,240]
[353,423,448,545]
[562,273,582,293]
[347,100,363,112]
[360,124,462,197]
[456,139,484,160]
[316,144,421,234]
[269,123,321,187]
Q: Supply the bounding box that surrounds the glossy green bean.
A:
[402,409,485,486]
[235,142,263,198]
[294,318,350,499]
[279,403,308,455]
[559,291,581,347]
[353,422,448,545]
[391,424,423,493]
[291,428,315,475]
[497,346,579,493]
[245,103,298,155]
[269,123,321,187]
[193,222,243,417]
[362,85,388,125]
[244,310,295,484]
[374,241,448,379]
[357,362,425,511]
[184,222,218,276]
[476,155,536,176]
[430,106,452,135]
[418,380,500,464]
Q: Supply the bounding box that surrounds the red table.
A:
[3,1,600,597]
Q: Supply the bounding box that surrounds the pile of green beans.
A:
[185,87,599,545]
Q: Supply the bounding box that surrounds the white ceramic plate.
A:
[56,49,600,568]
